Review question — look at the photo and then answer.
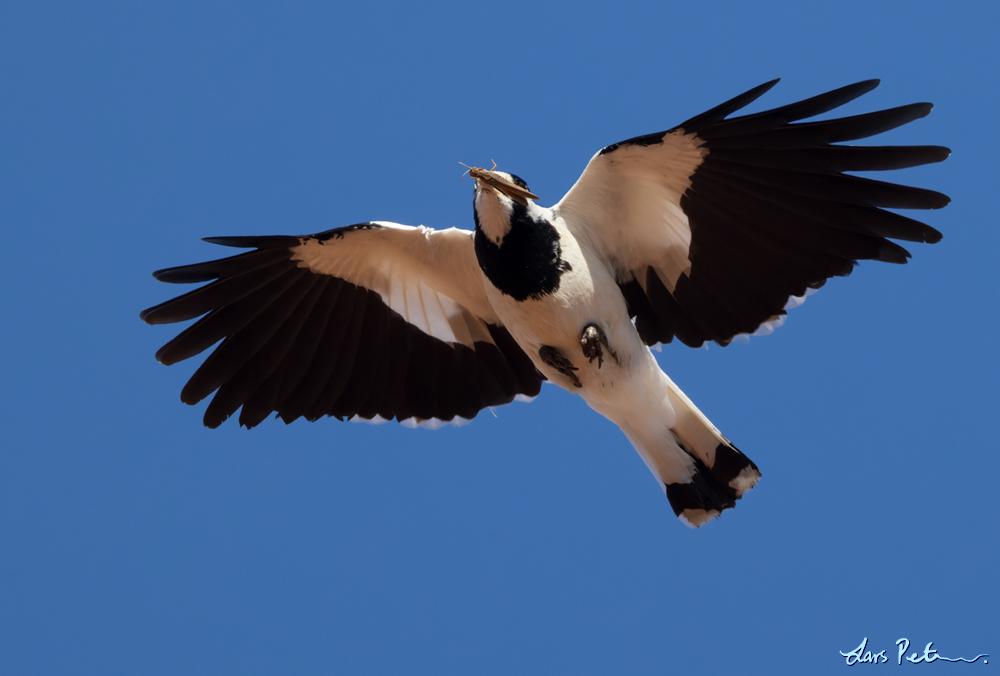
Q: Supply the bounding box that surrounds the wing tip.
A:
[202,235,294,249]
[202,236,245,247]
[151,267,183,283]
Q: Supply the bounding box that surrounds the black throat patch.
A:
[474,201,572,302]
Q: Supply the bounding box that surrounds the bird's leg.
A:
[580,322,618,368]
[538,345,582,388]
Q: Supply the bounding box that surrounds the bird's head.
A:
[468,165,539,245]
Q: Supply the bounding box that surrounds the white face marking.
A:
[475,180,517,244]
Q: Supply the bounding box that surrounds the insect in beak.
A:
[460,161,540,205]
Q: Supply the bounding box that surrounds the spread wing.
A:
[553,79,950,347]
[141,222,542,429]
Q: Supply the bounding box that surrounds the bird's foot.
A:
[538,345,582,388]
[580,323,617,368]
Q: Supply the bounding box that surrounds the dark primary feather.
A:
[691,79,880,138]
[702,104,937,147]
[142,228,543,428]
[708,145,950,175]
[673,79,782,134]
[148,248,290,285]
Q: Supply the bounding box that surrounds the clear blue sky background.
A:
[2,1,996,673]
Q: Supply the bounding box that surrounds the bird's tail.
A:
[621,377,760,528]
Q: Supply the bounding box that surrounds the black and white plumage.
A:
[142,79,949,527]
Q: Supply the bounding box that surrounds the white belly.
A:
[481,225,666,427]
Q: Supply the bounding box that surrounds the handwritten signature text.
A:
[840,637,988,666]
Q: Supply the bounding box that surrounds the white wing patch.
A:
[289,222,498,349]
[554,130,706,293]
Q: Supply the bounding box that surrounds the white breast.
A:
[484,209,643,392]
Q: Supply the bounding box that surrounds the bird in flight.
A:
[142,79,949,528]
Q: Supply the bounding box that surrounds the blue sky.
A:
[2,1,996,673]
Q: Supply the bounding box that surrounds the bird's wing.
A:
[141,222,543,429]
[552,79,950,347]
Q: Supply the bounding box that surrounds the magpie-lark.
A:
[142,79,949,527]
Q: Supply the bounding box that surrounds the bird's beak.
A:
[468,167,539,205]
